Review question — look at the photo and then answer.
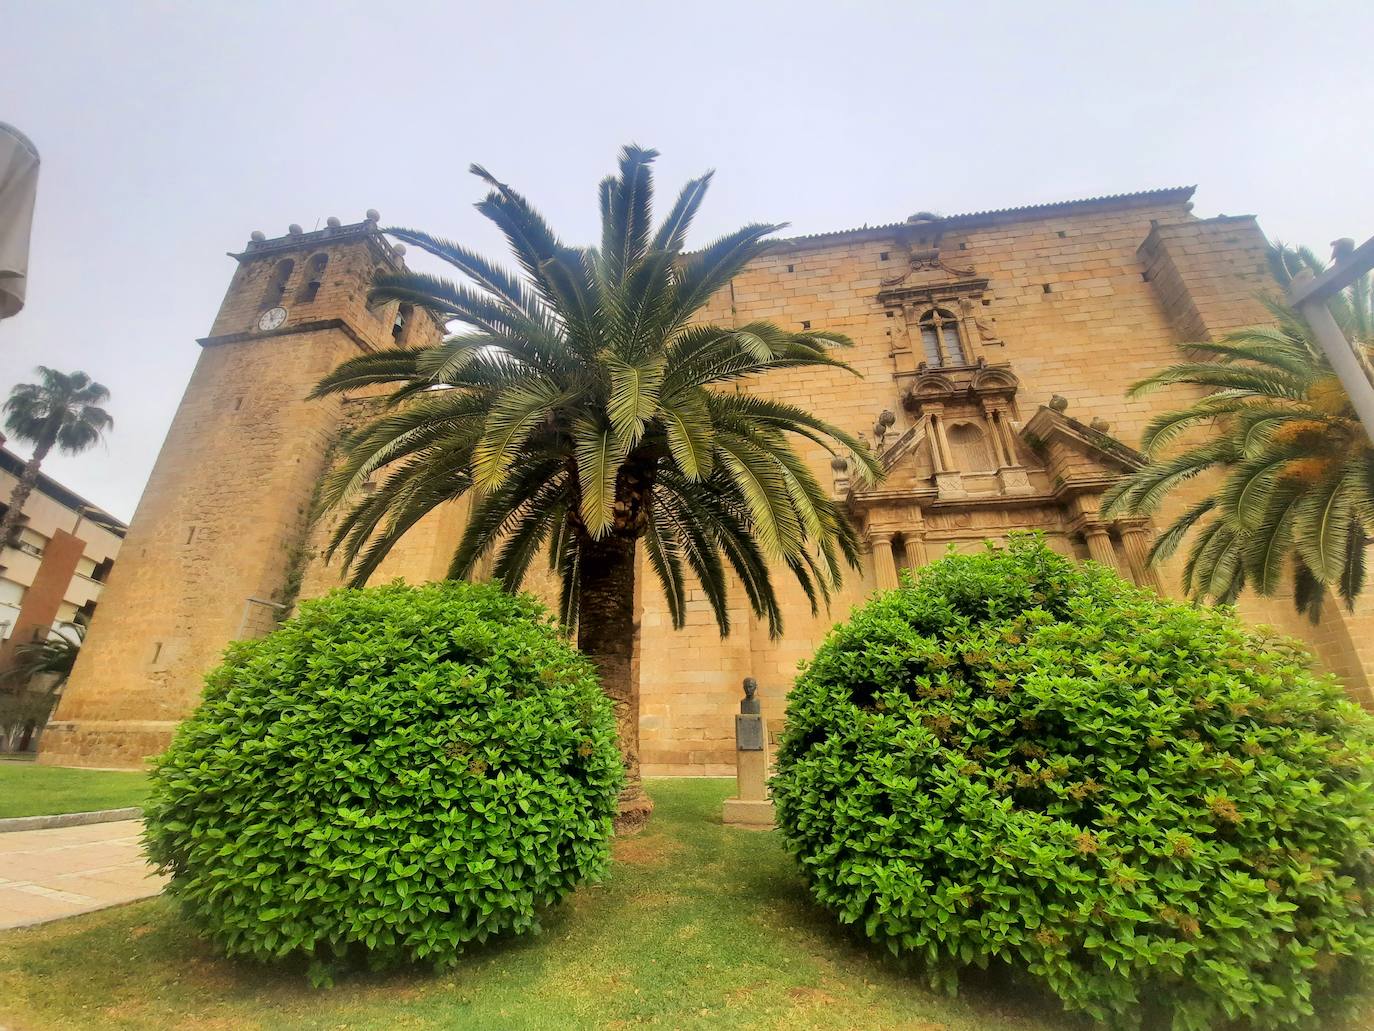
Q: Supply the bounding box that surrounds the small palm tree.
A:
[0,622,83,752]
[312,146,879,828]
[10,621,85,684]
[0,368,113,548]
[1270,241,1372,344]
[1103,247,1373,619]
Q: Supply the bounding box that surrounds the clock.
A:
[257,306,288,331]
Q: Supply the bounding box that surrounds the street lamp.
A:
[1287,235,1374,445]
[0,123,40,321]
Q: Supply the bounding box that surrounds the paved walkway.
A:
[0,820,166,929]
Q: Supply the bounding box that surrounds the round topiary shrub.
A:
[772,536,1374,1030]
[145,580,622,981]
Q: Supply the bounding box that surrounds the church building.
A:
[39,189,1374,774]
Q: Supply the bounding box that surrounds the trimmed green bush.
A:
[145,580,621,982]
[772,536,1374,1030]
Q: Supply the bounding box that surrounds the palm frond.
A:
[1293,468,1360,582]
[652,171,713,253]
[658,386,714,480]
[604,351,666,447]
[573,418,624,539]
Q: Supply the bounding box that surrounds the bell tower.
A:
[41,214,440,767]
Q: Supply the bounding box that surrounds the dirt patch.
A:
[725,982,765,1004]
[612,834,684,867]
[786,986,839,1006]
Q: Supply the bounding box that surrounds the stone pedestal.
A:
[934,470,966,499]
[723,711,774,827]
[996,466,1033,496]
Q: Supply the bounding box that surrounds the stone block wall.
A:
[41,326,359,766]
[636,195,1373,771]
[42,197,1374,772]
[41,224,448,768]
[1138,216,1275,342]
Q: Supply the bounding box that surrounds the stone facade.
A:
[41,193,1374,772]
[40,219,446,766]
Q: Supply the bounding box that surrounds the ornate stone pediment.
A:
[1019,405,1145,493]
[877,246,979,301]
[902,359,1020,413]
[838,400,1145,526]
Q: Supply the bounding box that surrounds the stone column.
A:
[983,403,1031,495]
[926,407,967,499]
[986,412,1012,467]
[932,415,955,470]
[1082,523,1123,573]
[983,404,1016,467]
[996,409,1021,467]
[923,414,945,473]
[905,530,929,568]
[870,532,899,591]
[1117,522,1162,592]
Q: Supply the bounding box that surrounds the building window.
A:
[296,253,328,303]
[262,259,295,309]
[946,422,994,472]
[917,308,968,367]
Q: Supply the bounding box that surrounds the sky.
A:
[1,0,1370,522]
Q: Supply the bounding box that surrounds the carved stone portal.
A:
[844,308,1160,589]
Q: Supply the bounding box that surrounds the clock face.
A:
[257,306,288,331]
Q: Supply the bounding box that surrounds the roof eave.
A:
[772,186,1198,250]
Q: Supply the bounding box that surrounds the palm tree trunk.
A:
[577,531,653,833]
[0,434,54,551]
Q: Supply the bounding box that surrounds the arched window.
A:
[296,253,328,303]
[392,302,412,343]
[262,259,294,309]
[917,308,968,367]
[947,422,994,472]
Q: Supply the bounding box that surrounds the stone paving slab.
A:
[0,820,166,929]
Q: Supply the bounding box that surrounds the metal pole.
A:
[1295,293,1374,446]
[1286,236,1374,446]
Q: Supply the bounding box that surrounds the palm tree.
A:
[0,622,83,752]
[0,368,113,549]
[1269,242,1372,344]
[9,620,86,684]
[312,146,879,829]
[1102,246,1373,619]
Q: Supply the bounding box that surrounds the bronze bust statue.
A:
[741,677,761,714]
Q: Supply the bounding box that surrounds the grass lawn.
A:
[0,778,1369,1030]
[0,761,148,819]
